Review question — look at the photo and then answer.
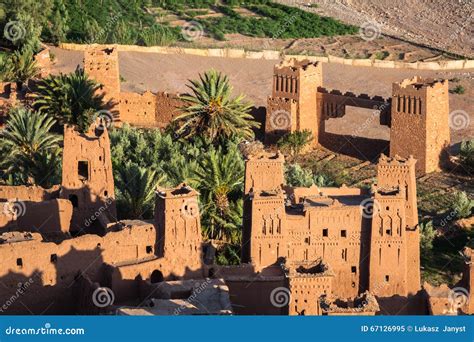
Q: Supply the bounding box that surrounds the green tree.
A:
[451,191,474,219]
[459,139,474,173]
[115,162,165,219]
[2,48,39,85]
[45,0,69,44]
[192,143,244,242]
[173,69,259,143]
[419,220,436,257]
[277,129,313,162]
[33,68,111,132]
[0,107,61,187]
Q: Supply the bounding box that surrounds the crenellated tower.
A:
[154,183,202,267]
[390,77,450,174]
[369,155,420,297]
[266,59,322,144]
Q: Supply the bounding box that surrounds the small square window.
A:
[341,230,347,237]
[351,266,357,273]
[146,246,153,254]
[16,258,23,267]
[322,229,328,237]
[78,161,89,180]
[50,254,57,263]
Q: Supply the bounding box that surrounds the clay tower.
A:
[84,45,121,116]
[266,59,322,144]
[390,77,450,174]
[60,121,117,232]
[154,183,202,267]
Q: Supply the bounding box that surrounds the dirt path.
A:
[280,0,473,58]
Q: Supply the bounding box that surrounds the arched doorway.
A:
[150,270,164,283]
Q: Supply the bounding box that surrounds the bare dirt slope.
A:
[280,0,473,58]
[50,46,473,145]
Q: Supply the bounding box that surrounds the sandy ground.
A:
[281,0,473,58]
[50,46,473,144]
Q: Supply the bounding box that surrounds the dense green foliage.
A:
[285,163,333,188]
[451,191,474,219]
[33,69,111,133]
[1,0,357,48]
[0,107,62,187]
[109,124,244,264]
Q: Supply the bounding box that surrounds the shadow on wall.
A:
[320,133,390,162]
[0,246,105,314]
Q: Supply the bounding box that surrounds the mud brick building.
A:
[265,59,450,174]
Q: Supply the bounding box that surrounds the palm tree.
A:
[2,48,39,86]
[192,144,244,242]
[115,162,165,219]
[172,69,260,143]
[33,68,111,133]
[0,107,61,186]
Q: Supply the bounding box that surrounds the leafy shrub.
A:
[449,85,465,94]
[459,140,474,172]
[277,129,312,162]
[451,191,474,219]
[419,220,436,256]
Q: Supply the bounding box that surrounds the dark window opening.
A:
[78,161,89,180]
[69,194,79,208]
[104,190,108,197]
[150,270,164,283]
[16,258,23,267]
[341,230,347,238]
[351,266,357,273]
[385,275,390,282]
[146,246,153,254]
[50,254,57,263]
[322,229,328,237]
